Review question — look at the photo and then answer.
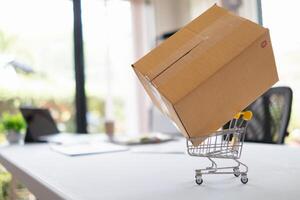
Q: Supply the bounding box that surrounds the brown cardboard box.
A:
[132,4,278,141]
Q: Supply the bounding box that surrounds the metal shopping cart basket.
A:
[186,111,253,185]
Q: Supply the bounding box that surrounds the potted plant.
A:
[0,113,26,144]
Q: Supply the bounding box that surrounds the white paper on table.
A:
[50,142,129,156]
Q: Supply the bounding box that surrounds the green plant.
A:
[0,113,26,134]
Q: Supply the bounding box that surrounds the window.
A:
[82,0,137,134]
[0,0,75,131]
[262,0,300,132]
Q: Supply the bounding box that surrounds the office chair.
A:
[225,87,293,144]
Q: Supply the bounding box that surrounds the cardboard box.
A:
[132,4,278,141]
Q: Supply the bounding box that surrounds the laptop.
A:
[20,107,86,144]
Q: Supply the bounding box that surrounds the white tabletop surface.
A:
[0,139,300,200]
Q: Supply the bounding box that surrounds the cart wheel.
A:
[241,174,248,184]
[233,167,240,177]
[195,175,203,185]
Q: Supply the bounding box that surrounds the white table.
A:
[0,140,300,200]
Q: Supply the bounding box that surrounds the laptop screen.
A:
[20,107,60,142]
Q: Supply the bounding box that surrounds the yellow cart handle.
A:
[233,111,253,121]
[243,111,253,121]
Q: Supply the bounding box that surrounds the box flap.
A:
[132,29,205,81]
[152,6,267,104]
[132,4,231,81]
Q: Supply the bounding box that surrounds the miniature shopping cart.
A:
[186,111,253,185]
